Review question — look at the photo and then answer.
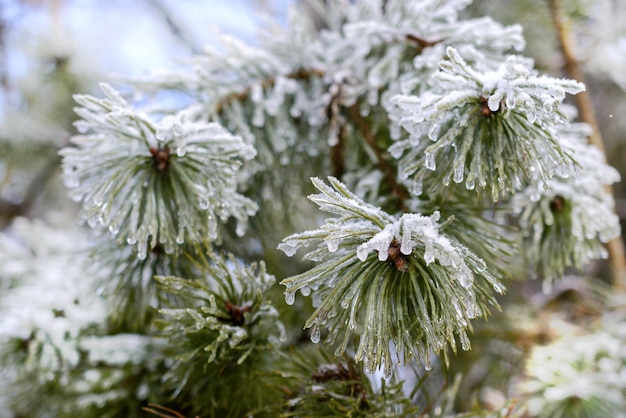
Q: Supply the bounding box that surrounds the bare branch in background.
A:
[146,0,200,55]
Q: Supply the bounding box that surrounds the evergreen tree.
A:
[1,1,625,417]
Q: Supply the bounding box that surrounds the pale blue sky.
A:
[1,0,294,99]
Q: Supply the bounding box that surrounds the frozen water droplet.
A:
[327,239,339,252]
[155,129,168,141]
[137,241,148,260]
[172,123,183,137]
[93,192,104,206]
[87,216,98,228]
[390,123,401,140]
[279,241,298,257]
[555,163,570,178]
[127,235,137,245]
[310,327,321,344]
[341,299,350,309]
[109,222,120,235]
[300,285,311,296]
[412,179,423,196]
[356,246,368,261]
[235,221,246,237]
[208,219,218,240]
[424,249,435,264]
[176,231,185,245]
[251,83,263,103]
[64,175,80,189]
[198,199,209,210]
[290,106,301,118]
[285,291,295,305]
[461,336,471,351]
[176,146,186,157]
[312,292,322,308]
[425,152,436,170]
[252,107,264,127]
[428,124,438,141]
[492,282,506,294]
[389,143,405,159]
[453,163,464,183]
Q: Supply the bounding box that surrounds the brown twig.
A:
[346,105,409,212]
[326,84,346,179]
[330,125,346,179]
[214,68,325,114]
[405,34,439,48]
[548,0,626,290]
[418,375,449,416]
[142,403,189,418]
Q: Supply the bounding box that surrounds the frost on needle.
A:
[278,177,503,376]
[60,83,258,259]
[389,47,585,201]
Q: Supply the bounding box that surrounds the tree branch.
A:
[214,68,325,114]
[346,105,409,212]
[405,34,439,48]
[147,0,200,55]
[548,0,626,290]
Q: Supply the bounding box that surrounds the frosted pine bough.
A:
[23,0,621,415]
[389,47,584,200]
[519,308,626,417]
[279,177,503,375]
[513,122,621,287]
[0,219,155,415]
[60,83,257,259]
[154,253,287,415]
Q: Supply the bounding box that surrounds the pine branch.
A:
[62,84,258,258]
[278,177,504,376]
[547,0,626,290]
[214,68,326,114]
[213,66,409,208]
[390,46,583,202]
[346,105,409,212]
[404,33,439,48]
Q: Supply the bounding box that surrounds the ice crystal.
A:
[278,177,502,375]
[60,83,258,259]
[389,47,584,200]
